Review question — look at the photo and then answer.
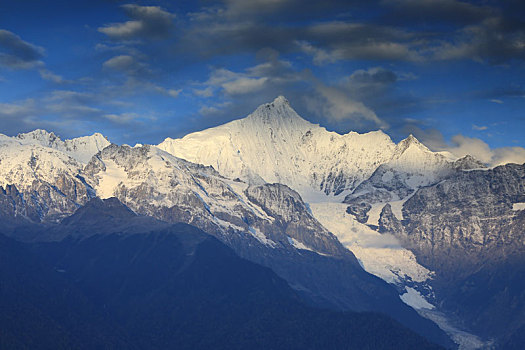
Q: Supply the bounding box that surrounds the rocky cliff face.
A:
[0,140,95,222]
[384,163,525,269]
[82,143,350,258]
[244,183,348,256]
[378,162,525,345]
[0,184,37,224]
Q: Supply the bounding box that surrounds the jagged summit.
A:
[251,95,291,113]
[453,154,486,170]
[245,95,313,130]
[2,129,111,164]
[158,96,398,200]
[16,129,59,144]
[395,134,430,156]
[260,95,290,109]
[401,134,419,145]
[274,95,289,104]
[14,129,109,146]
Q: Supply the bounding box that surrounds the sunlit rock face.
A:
[385,163,525,268]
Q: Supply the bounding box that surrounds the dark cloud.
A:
[177,1,525,65]
[98,4,175,40]
[0,29,67,83]
[176,0,421,62]
[334,67,423,132]
[212,0,366,21]
[94,1,525,67]
[178,19,298,58]
[179,15,422,62]
[346,67,398,85]
[100,53,181,99]
[431,16,525,63]
[473,85,525,100]
[303,22,420,62]
[381,0,495,25]
[0,29,44,69]
[498,0,525,18]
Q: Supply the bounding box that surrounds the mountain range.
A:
[0,198,444,349]
[1,96,524,349]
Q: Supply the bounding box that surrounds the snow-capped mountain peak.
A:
[395,134,430,156]
[0,129,111,220]
[273,95,289,105]
[388,134,447,172]
[453,154,486,170]
[244,95,316,137]
[16,129,59,146]
[248,95,303,123]
[61,132,111,164]
[7,129,111,164]
[158,96,398,201]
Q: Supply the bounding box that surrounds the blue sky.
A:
[1,0,524,164]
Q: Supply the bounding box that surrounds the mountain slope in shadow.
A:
[0,199,445,349]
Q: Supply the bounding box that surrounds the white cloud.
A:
[98,5,175,40]
[199,101,232,116]
[308,83,388,129]
[296,40,337,65]
[445,134,493,163]
[490,99,503,104]
[193,87,214,97]
[100,21,144,39]
[491,147,525,166]
[0,100,36,117]
[103,113,137,124]
[472,124,488,131]
[199,105,219,115]
[206,68,240,86]
[222,77,268,95]
[103,55,150,76]
[167,89,182,98]
[198,54,300,100]
[39,69,69,84]
[201,68,269,96]
[424,133,525,166]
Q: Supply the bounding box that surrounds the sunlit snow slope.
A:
[157,96,458,289]
[158,96,398,202]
